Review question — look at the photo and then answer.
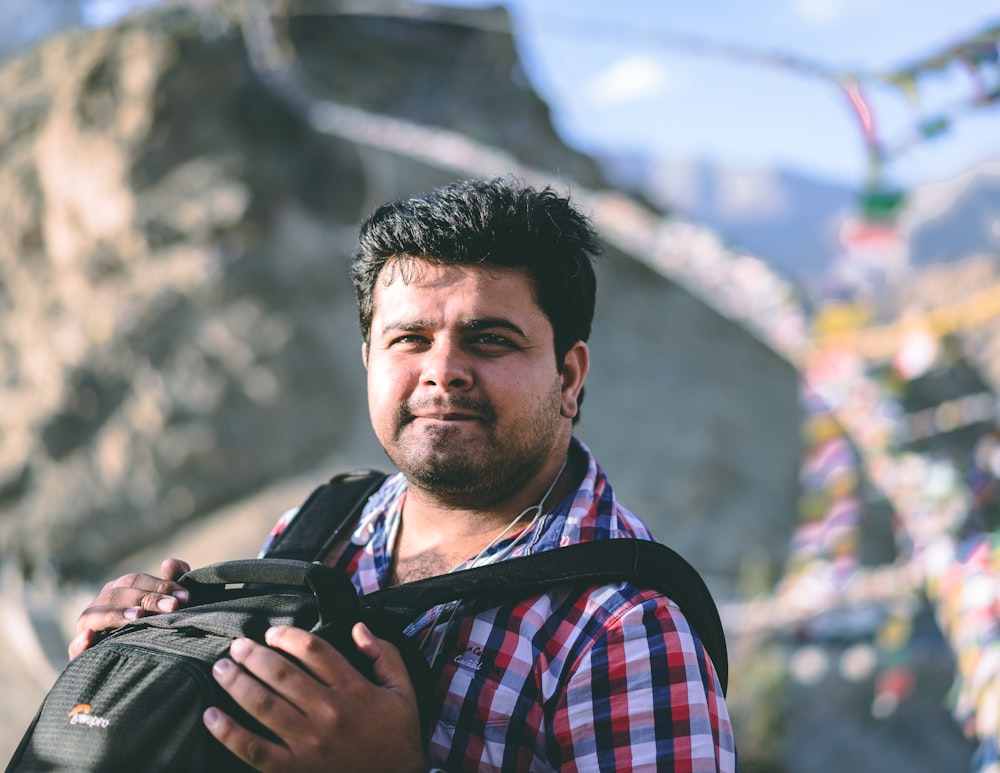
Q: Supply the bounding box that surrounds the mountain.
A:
[600,153,854,290]
[906,160,1000,267]
[600,152,1000,298]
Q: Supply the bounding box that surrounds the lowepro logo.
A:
[68,704,111,729]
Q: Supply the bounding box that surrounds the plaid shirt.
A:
[263,438,737,772]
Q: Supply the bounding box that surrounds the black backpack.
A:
[6,471,727,773]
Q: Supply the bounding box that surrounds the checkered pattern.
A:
[264,438,738,771]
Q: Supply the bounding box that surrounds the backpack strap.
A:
[365,538,729,695]
[264,470,389,561]
[263,471,728,695]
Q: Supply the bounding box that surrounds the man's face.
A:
[364,259,587,508]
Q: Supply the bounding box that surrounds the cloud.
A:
[790,0,849,26]
[789,0,901,27]
[587,54,673,107]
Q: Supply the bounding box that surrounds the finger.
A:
[213,640,310,737]
[203,706,289,773]
[230,635,326,695]
[74,602,144,637]
[160,557,192,582]
[263,625,356,687]
[68,628,96,660]
[74,576,190,636]
[352,623,416,697]
[74,588,184,632]
[108,571,188,596]
[109,582,189,613]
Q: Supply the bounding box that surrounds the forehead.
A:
[372,260,543,319]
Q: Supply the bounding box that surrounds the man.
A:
[71,177,737,771]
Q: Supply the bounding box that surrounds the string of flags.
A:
[850,21,1000,213]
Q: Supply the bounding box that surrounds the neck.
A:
[390,449,582,583]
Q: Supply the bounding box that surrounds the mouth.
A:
[398,398,495,430]
[414,412,481,422]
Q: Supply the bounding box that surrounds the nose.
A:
[420,340,473,391]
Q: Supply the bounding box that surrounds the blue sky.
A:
[83,0,1000,190]
[421,0,1000,189]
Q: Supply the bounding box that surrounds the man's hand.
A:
[69,557,191,659]
[204,622,425,773]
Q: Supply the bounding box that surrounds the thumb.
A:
[160,557,192,582]
[352,622,416,697]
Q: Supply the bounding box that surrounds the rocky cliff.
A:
[0,0,803,586]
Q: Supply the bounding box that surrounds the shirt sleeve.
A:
[550,593,737,772]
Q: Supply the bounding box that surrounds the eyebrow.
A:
[379,316,528,339]
[464,317,528,337]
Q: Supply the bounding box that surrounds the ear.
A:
[361,341,369,369]
[559,341,589,420]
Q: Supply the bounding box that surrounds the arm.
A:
[203,622,425,773]
[551,594,737,772]
[68,557,191,658]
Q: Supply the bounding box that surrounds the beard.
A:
[384,381,564,509]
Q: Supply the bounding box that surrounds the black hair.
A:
[352,175,600,372]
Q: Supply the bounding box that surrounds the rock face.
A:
[0,2,803,585]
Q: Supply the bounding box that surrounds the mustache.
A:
[396,395,497,424]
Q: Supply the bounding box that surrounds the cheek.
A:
[490,366,557,413]
[367,360,408,417]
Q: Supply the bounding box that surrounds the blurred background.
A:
[1,1,999,770]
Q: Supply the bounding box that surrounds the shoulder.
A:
[555,581,725,706]
[510,532,725,689]
[508,573,700,672]
[583,583,706,665]
[544,577,696,647]
[538,582,735,772]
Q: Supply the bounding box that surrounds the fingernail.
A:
[172,589,189,603]
[264,627,277,644]
[204,707,220,728]
[156,597,177,613]
[213,658,232,677]
[124,607,142,620]
[231,637,251,657]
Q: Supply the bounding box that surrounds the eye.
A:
[472,333,519,349]
[389,334,430,348]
